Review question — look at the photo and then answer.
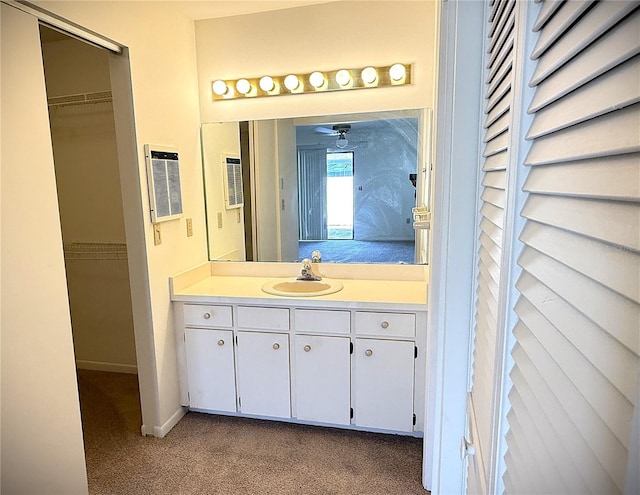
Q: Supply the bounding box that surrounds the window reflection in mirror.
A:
[201,109,431,265]
[324,152,354,241]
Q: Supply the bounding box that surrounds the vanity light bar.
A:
[211,63,412,101]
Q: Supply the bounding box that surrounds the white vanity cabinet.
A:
[354,338,415,432]
[236,331,291,418]
[184,328,236,412]
[181,304,236,412]
[293,309,351,425]
[235,306,291,418]
[353,311,417,432]
[174,298,426,437]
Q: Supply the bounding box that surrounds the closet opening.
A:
[39,24,143,450]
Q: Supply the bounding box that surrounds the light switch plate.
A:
[153,223,161,245]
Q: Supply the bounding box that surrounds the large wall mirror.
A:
[201,109,431,265]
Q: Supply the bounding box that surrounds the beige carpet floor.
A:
[77,369,428,494]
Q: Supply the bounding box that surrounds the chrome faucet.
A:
[297,258,322,281]
[311,250,322,263]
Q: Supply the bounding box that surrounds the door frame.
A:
[423,0,486,492]
[108,47,159,436]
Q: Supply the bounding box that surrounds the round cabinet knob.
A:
[365,349,373,357]
[381,321,390,329]
[217,339,225,346]
[304,345,312,352]
[273,343,280,350]
[203,312,211,320]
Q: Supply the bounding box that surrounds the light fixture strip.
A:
[211,63,412,101]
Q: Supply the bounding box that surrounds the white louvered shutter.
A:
[467,0,522,492]
[504,2,640,494]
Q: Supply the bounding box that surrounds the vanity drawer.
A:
[294,309,350,335]
[184,304,233,328]
[355,311,415,338]
[238,306,290,330]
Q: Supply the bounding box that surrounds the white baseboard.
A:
[141,406,187,438]
[76,360,138,374]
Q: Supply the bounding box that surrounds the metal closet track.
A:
[1,0,122,53]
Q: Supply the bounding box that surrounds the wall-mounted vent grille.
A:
[144,145,183,222]
[223,154,244,209]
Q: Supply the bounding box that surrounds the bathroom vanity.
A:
[170,261,429,436]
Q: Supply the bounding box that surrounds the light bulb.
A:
[335,69,351,87]
[259,76,274,92]
[284,74,300,91]
[361,66,378,84]
[212,80,228,96]
[389,63,406,81]
[336,134,348,149]
[309,71,325,88]
[236,79,251,95]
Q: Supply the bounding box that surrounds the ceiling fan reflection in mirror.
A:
[314,124,352,149]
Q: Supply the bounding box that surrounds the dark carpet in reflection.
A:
[299,239,414,264]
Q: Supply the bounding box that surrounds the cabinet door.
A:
[294,335,351,425]
[236,331,291,418]
[354,338,415,432]
[185,328,236,412]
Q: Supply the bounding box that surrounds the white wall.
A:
[201,122,246,260]
[195,1,436,123]
[1,4,88,492]
[352,119,418,241]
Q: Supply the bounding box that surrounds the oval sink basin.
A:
[261,279,343,297]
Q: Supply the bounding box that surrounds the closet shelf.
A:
[47,91,112,107]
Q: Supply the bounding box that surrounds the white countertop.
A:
[170,262,429,311]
